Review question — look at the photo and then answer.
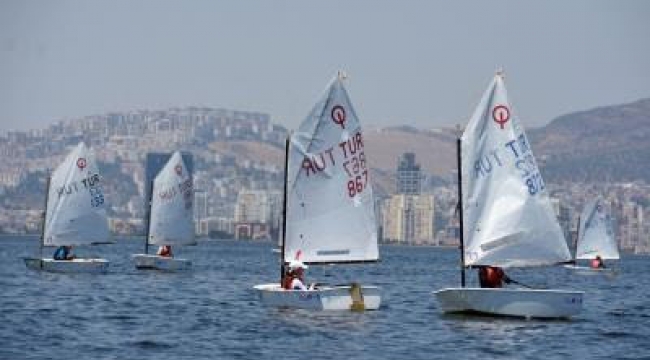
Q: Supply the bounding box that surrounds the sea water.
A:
[1,236,648,359]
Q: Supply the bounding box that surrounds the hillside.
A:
[361,97,650,185]
[529,98,650,182]
[209,141,284,167]
[207,127,457,195]
[364,126,456,178]
[207,96,650,193]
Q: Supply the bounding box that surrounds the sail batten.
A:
[44,143,110,246]
[576,198,619,260]
[284,74,378,264]
[461,74,571,268]
[148,151,195,246]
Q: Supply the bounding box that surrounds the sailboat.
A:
[433,72,584,319]
[254,72,381,311]
[566,197,619,274]
[24,142,111,273]
[132,151,195,271]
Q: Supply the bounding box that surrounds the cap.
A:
[287,260,308,270]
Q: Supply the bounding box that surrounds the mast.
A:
[280,136,290,283]
[144,180,153,255]
[574,215,581,262]
[456,136,466,287]
[40,175,51,268]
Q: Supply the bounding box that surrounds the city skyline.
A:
[2,1,650,131]
[0,104,647,252]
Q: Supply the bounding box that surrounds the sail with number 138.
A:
[433,72,584,319]
[24,142,111,273]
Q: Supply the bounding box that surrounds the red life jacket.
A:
[158,246,172,257]
[591,258,602,268]
[480,267,504,288]
[282,275,294,290]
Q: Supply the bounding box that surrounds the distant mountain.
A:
[529,98,650,183]
[144,97,650,191]
[5,97,646,212]
[365,126,456,176]
[363,126,456,194]
[360,97,650,187]
[206,127,459,196]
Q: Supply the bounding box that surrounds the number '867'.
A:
[347,171,369,198]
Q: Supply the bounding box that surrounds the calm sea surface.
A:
[1,236,648,360]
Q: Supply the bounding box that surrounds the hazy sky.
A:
[1,0,649,131]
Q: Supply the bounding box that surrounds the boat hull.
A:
[253,283,381,311]
[433,287,583,319]
[564,265,617,276]
[24,258,109,274]
[132,254,192,271]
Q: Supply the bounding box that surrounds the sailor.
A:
[283,260,311,291]
[157,245,173,258]
[53,245,75,261]
[478,266,512,288]
[591,255,605,269]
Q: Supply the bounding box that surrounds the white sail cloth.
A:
[461,74,571,268]
[576,198,619,260]
[284,74,378,264]
[148,151,195,246]
[44,142,110,246]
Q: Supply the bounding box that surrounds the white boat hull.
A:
[564,265,617,276]
[132,254,192,271]
[24,258,109,274]
[433,287,583,319]
[253,283,381,311]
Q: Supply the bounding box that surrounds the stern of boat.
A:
[25,258,109,274]
[254,283,381,311]
[434,287,583,319]
[132,254,192,271]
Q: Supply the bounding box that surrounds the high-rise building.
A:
[382,196,404,243]
[385,153,434,244]
[233,190,282,239]
[396,152,422,195]
[635,216,650,254]
[382,194,435,244]
[194,190,209,236]
[617,201,644,251]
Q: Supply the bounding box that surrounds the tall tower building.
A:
[397,152,422,195]
[383,152,435,244]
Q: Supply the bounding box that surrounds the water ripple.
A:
[1,236,649,360]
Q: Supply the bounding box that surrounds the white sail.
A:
[576,198,619,260]
[461,74,571,267]
[44,142,110,246]
[148,151,195,246]
[284,73,378,264]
